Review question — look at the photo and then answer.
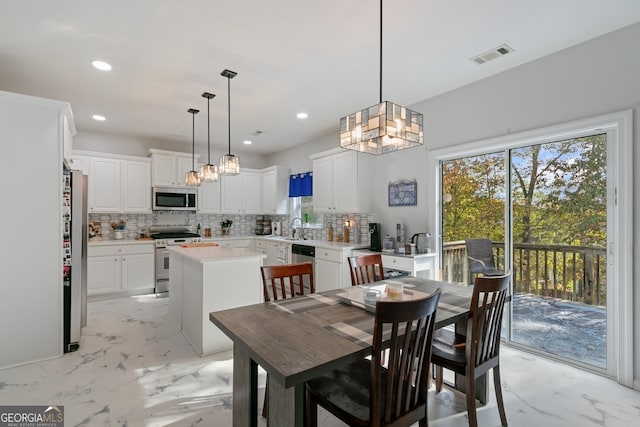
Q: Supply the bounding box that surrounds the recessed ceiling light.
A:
[92,60,112,71]
[92,114,106,121]
[243,140,252,145]
[296,112,308,119]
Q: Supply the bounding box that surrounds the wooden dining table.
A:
[209,276,486,427]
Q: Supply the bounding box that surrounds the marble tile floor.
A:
[0,295,638,426]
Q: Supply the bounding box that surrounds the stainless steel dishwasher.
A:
[291,244,315,294]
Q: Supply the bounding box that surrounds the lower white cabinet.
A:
[88,243,155,296]
[351,250,437,280]
[314,247,351,292]
[264,240,290,266]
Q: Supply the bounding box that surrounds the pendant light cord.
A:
[207,97,211,163]
[191,111,195,170]
[227,76,231,156]
[379,0,383,103]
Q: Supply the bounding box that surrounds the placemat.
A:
[270,293,340,314]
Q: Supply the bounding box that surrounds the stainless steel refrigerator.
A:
[63,168,88,353]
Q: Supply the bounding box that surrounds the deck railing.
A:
[442,241,607,306]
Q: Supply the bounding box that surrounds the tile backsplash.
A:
[89,211,373,244]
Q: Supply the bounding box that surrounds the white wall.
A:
[265,133,336,173]
[73,131,269,169]
[270,21,640,385]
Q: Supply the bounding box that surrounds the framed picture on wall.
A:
[388,179,417,206]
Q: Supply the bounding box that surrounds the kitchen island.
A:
[168,245,266,356]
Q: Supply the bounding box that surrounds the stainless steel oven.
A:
[155,247,171,292]
[150,226,201,294]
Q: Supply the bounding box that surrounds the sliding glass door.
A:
[509,134,607,370]
[440,133,610,372]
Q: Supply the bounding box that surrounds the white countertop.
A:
[88,238,154,246]
[167,245,266,263]
[89,235,367,252]
[352,248,438,260]
[258,236,369,251]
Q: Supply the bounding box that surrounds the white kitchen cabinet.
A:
[198,179,221,213]
[88,243,155,297]
[264,240,290,266]
[121,253,155,290]
[351,250,438,280]
[311,149,371,213]
[90,157,121,212]
[87,255,120,294]
[122,160,152,213]
[261,166,290,214]
[149,149,199,187]
[74,152,152,214]
[255,240,267,257]
[314,247,351,292]
[221,169,261,214]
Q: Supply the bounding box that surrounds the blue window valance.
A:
[289,172,313,197]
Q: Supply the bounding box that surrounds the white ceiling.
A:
[2,0,640,155]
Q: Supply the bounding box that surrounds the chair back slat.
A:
[468,274,510,368]
[372,288,441,425]
[260,262,314,302]
[348,254,384,286]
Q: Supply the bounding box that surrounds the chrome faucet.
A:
[289,217,302,239]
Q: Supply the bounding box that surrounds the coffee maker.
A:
[369,223,382,251]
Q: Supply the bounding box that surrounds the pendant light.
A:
[339,0,424,155]
[185,108,201,186]
[199,91,219,182]
[219,69,240,175]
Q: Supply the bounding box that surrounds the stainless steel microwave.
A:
[152,187,197,211]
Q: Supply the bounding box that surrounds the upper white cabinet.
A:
[198,178,221,213]
[261,166,290,214]
[73,151,152,214]
[122,160,152,213]
[149,149,199,187]
[311,149,371,213]
[90,157,121,212]
[221,169,261,214]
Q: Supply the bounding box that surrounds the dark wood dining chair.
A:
[306,288,442,427]
[260,261,315,418]
[432,273,511,427]
[465,238,504,277]
[261,261,315,302]
[348,253,384,286]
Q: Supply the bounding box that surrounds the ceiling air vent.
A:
[470,44,514,65]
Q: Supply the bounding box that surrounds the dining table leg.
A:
[266,377,305,427]
[233,345,258,427]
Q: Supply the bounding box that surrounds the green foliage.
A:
[442,134,607,248]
